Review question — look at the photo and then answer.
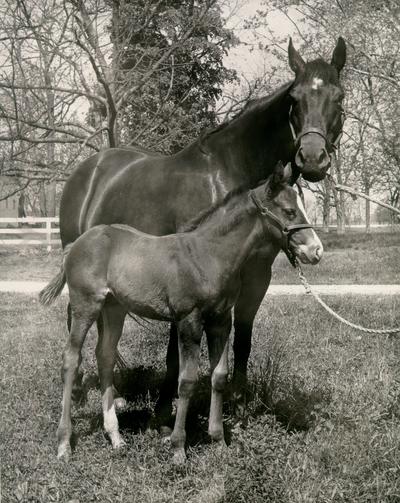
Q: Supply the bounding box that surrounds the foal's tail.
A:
[39,244,72,305]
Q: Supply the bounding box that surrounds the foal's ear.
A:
[331,37,346,74]
[288,38,306,75]
[271,162,292,187]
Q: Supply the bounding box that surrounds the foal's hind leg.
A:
[170,310,203,464]
[96,301,126,449]
[57,298,102,459]
[66,302,86,405]
[205,311,232,443]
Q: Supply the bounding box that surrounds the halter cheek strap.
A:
[249,190,314,266]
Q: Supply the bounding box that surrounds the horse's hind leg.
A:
[170,310,203,464]
[232,257,271,417]
[205,311,232,443]
[57,297,102,460]
[96,301,126,449]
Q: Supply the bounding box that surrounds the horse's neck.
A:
[195,196,266,276]
[204,83,294,185]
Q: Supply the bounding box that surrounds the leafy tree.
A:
[104,0,238,152]
[249,0,400,231]
[0,0,239,215]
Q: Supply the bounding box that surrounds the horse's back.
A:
[60,147,164,247]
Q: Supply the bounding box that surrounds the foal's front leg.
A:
[170,310,203,465]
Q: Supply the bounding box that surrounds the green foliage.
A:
[113,1,238,152]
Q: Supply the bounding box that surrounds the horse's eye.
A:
[284,209,296,220]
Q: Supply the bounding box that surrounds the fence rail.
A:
[0,217,60,251]
[0,217,397,252]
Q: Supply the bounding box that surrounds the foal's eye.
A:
[284,209,296,220]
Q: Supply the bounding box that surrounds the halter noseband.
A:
[288,105,346,152]
[249,189,314,266]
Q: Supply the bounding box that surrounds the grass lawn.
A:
[1,293,400,502]
[0,231,399,285]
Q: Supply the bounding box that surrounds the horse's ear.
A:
[271,162,292,187]
[331,37,346,74]
[288,38,305,75]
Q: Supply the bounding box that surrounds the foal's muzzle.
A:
[291,242,323,265]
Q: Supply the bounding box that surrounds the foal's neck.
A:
[195,192,269,274]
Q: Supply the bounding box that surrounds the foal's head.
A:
[288,37,346,182]
[252,163,323,265]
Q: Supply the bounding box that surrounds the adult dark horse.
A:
[41,38,346,425]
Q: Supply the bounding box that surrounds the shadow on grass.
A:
[75,362,331,449]
[76,366,233,447]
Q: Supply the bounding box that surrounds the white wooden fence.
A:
[0,217,60,251]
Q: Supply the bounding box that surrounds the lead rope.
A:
[294,259,400,335]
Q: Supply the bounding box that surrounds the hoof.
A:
[111,435,126,450]
[160,426,172,443]
[114,397,127,410]
[57,443,71,461]
[71,386,87,406]
[172,448,187,465]
[215,439,227,452]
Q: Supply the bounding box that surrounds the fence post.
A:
[46,220,52,252]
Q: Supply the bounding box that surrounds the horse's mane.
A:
[199,80,293,147]
[179,185,252,233]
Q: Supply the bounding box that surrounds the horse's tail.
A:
[39,244,72,305]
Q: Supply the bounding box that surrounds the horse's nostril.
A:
[315,246,323,260]
[318,148,330,167]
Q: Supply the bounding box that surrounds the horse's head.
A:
[253,163,323,264]
[288,37,346,182]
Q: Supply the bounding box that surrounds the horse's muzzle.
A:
[295,132,331,181]
[295,243,323,265]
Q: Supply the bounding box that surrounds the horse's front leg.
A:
[232,255,271,417]
[170,310,203,465]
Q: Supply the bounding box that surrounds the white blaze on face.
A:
[311,77,324,90]
[296,192,323,252]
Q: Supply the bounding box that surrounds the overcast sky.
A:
[223,0,298,79]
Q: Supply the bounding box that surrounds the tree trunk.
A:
[365,184,371,233]
[39,181,47,217]
[332,150,346,234]
[18,192,26,218]
[322,177,331,232]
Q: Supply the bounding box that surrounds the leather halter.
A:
[288,105,346,152]
[249,189,314,266]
